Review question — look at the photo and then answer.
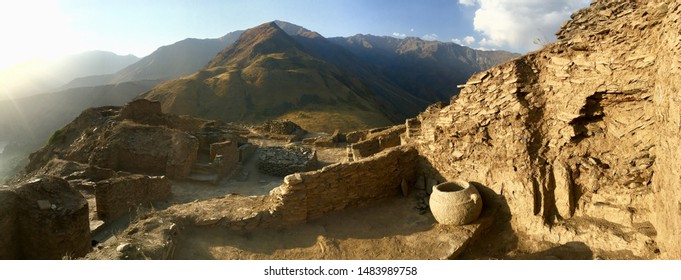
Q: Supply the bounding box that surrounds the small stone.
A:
[116,243,131,253]
[51,204,57,210]
[36,200,51,210]
[284,173,303,185]
[400,179,409,197]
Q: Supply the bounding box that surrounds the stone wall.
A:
[88,123,199,179]
[403,0,673,258]
[119,99,163,122]
[209,140,239,174]
[95,175,171,221]
[269,146,418,224]
[0,189,18,259]
[258,146,318,177]
[238,143,257,162]
[650,0,681,259]
[350,125,405,160]
[0,177,91,259]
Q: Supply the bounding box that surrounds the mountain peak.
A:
[206,21,300,68]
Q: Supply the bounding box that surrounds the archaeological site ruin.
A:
[1,0,681,260]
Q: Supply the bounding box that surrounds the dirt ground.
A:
[171,194,491,260]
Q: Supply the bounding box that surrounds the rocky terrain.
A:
[3,0,681,260]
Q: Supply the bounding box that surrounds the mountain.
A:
[0,51,139,100]
[62,31,244,89]
[144,22,397,132]
[328,34,518,103]
[143,21,518,132]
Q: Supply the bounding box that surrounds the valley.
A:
[3,0,680,262]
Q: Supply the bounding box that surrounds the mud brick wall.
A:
[95,175,171,221]
[2,177,90,259]
[270,146,418,224]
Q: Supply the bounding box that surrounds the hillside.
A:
[62,32,244,89]
[329,35,518,103]
[144,21,517,132]
[145,22,397,132]
[0,51,139,100]
[0,80,158,180]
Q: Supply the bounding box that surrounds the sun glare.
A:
[0,0,82,72]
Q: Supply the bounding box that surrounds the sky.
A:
[0,0,591,72]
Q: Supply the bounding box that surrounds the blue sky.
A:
[0,0,591,71]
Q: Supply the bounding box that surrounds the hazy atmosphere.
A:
[6,0,679,268]
[0,0,589,72]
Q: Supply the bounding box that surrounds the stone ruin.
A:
[253,119,308,141]
[0,177,90,259]
[13,1,681,259]
[257,146,318,177]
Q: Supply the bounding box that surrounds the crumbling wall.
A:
[95,175,171,221]
[119,99,163,123]
[209,140,239,174]
[88,123,199,179]
[166,132,199,178]
[1,177,91,259]
[650,1,681,259]
[404,0,668,258]
[350,125,406,160]
[258,146,318,177]
[0,189,18,259]
[269,146,418,224]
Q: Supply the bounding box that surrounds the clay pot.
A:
[429,180,483,225]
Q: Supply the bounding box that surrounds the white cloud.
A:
[410,28,414,32]
[460,0,591,53]
[452,36,476,46]
[422,34,439,41]
[392,32,407,39]
[459,0,476,6]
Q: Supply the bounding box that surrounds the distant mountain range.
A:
[0,51,140,100]
[63,31,244,89]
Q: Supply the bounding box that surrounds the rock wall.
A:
[0,177,91,259]
[87,123,199,179]
[258,146,318,177]
[269,146,418,224]
[350,125,405,160]
[95,175,171,221]
[209,140,239,175]
[649,1,681,259]
[0,189,18,259]
[404,0,678,258]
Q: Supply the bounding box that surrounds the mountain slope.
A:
[328,34,518,103]
[0,51,139,100]
[144,22,395,132]
[62,31,244,89]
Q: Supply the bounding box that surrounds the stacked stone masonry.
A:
[95,175,172,221]
[257,146,318,177]
[0,177,90,259]
[270,146,418,224]
[403,0,680,259]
